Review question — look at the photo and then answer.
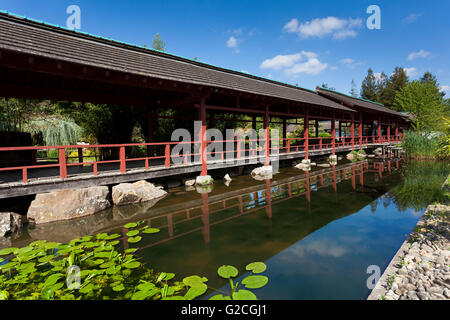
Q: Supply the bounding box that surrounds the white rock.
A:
[224,174,232,182]
[112,180,167,206]
[195,175,214,186]
[185,179,196,187]
[251,166,273,179]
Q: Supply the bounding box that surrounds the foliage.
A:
[394,81,447,133]
[209,262,268,300]
[436,116,450,160]
[151,33,166,51]
[360,68,378,102]
[401,131,439,159]
[26,117,83,146]
[0,220,268,300]
[390,160,450,211]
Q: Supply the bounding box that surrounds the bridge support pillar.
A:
[304,109,309,159]
[351,114,355,150]
[359,113,363,148]
[331,116,336,155]
[200,96,207,176]
[264,105,270,166]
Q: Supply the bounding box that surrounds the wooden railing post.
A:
[165,144,171,168]
[120,146,126,173]
[59,148,67,179]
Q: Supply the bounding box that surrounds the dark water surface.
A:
[4,159,449,299]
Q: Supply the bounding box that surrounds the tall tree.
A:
[384,67,409,110]
[375,72,389,105]
[394,80,446,133]
[360,68,378,102]
[151,33,166,51]
[350,79,358,97]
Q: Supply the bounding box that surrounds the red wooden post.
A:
[264,105,270,166]
[359,113,363,148]
[387,125,391,143]
[331,116,336,155]
[59,148,67,179]
[237,139,241,159]
[282,118,287,150]
[319,138,322,150]
[287,139,291,154]
[93,163,98,176]
[165,144,171,168]
[22,168,27,183]
[145,158,149,170]
[304,109,309,159]
[351,114,355,150]
[377,121,382,143]
[200,96,208,176]
[395,125,399,142]
[119,146,126,173]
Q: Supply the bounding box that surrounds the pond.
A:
[2,158,449,300]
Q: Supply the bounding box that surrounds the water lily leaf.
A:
[124,261,141,269]
[43,274,63,287]
[29,240,47,247]
[131,288,159,300]
[184,283,208,300]
[40,287,55,300]
[99,261,115,269]
[142,228,160,234]
[79,283,94,294]
[38,255,55,264]
[104,234,121,240]
[126,230,140,237]
[0,290,9,300]
[112,284,125,292]
[217,265,239,279]
[136,282,155,292]
[124,222,138,229]
[108,240,120,246]
[106,265,121,275]
[127,236,142,243]
[91,259,105,265]
[232,289,257,300]
[0,247,18,256]
[157,272,175,282]
[96,233,108,240]
[161,284,174,298]
[209,294,231,300]
[245,262,267,274]
[124,248,138,254]
[183,275,208,287]
[242,275,268,289]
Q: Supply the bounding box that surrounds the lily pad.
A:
[209,294,231,300]
[245,262,267,274]
[183,275,208,287]
[232,289,257,300]
[217,265,239,279]
[126,230,140,237]
[184,283,208,300]
[127,236,142,243]
[241,275,268,289]
[0,247,18,256]
[124,222,138,229]
[142,228,160,234]
[124,261,141,269]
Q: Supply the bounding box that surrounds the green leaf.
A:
[141,228,160,234]
[38,255,55,264]
[124,222,138,229]
[43,274,63,287]
[104,234,121,240]
[131,288,159,300]
[242,275,268,289]
[40,287,55,300]
[99,261,115,269]
[183,275,208,287]
[124,248,138,254]
[184,283,208,300]
[245,262,267,274]
[0,247,18,256]
[124,261,141,269]
[232,289,257,300]
[162,296,185,300]
[136,282,155,292]
[112,284,125,292]
[126,230,140,237]
[127,236,142,243]
[0,291,9,300]
[79,283,94,294]
[217,265,239,279]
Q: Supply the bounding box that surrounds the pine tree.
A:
[151,33,166,51]
[360,68,378,102]
[384,67,409,110]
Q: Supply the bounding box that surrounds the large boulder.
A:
[112,180,167,206]
[27,186,111,225]
[251,166,273,180]
[0,212,23,237]
[195,175,214,186]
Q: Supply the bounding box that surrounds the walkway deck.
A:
[0,140,396,199]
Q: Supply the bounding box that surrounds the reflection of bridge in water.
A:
[115,158,402,251]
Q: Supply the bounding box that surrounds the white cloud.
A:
[404,67,419,77]
[440,85,450,92]
[408,49,431,61]
[260,53,303,70]
[226,36,238,48]
[260,51,327,76]
[283,16,363,39]
[403,13,422,24]
[340,58,364,69]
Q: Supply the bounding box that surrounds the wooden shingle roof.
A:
[0,11,354,113]
[316,87,405,117]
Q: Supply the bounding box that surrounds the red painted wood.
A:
[304,110,309,159]
[59,148,67,179]
[264,105,270,166]
[331,116,336,155]
[165,144,171,168]
[200,96,208,176]
[120,146,126,173]
[22,168,27,183]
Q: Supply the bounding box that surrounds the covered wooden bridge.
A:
[0,12,409,198]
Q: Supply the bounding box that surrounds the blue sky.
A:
[1,0,449,96]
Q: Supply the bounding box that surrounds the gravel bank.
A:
[368,203,450,300]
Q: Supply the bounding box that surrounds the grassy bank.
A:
[402,131,439,160]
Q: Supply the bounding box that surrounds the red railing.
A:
[0,134,402,184]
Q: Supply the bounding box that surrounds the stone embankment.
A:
[368,203,450,300]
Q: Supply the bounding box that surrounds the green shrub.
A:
[402,131,439,159]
